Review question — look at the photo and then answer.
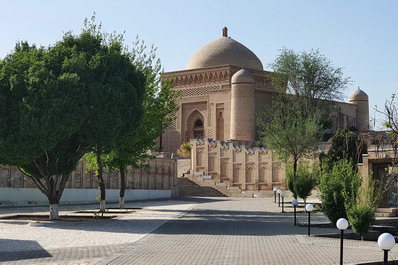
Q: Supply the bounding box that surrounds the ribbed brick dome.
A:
[186,34,263,71]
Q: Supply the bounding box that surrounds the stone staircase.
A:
[376,208,398,217]
[180,173,274,198]
[178,178,227,197]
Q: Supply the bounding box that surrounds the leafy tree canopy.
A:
[0,16,146,217]
[269,48,350,128]
[258,95,323,163]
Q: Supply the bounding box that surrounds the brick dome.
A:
[186,31,263,71]
[349,88,369,101]
[231,69,254,84]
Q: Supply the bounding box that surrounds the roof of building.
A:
[349,88,369,101]
[231,69,255,84]
[186,28,263,71]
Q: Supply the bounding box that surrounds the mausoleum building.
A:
[160,27,369,154]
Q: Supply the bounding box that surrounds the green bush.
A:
[343,175,383,238]
[346,202,376,239]
[319,159,359,224]
[286,163,318,203]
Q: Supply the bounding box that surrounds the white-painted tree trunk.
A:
[119,197,124,209]
[50,204,59,220]
[100,199,106,212]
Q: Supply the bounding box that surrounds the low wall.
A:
[0,188,172,207]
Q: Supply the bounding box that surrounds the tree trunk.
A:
[119,165,126,209]
[100,199,106,212]
[21,168,70,221]
[119,197,125,209]
[50,204,59,219]
[97,153,106,212]
[293,158,298,199]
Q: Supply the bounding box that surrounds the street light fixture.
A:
[291,199,298,226]
[378,233,395,265]
[336,218,349,265]
[273,187,277,203]
[305,204,313,236]
[281,192,285,213]
[277,189,281,207]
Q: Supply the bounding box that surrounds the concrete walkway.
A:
[0,197,395,264]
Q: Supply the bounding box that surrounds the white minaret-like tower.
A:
[230,69,256,141]
[349,88,369,131]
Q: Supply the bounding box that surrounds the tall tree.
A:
[269,48,350,128]
[258,95,323,198]
[77,19,145,212]
[101,38,179,208]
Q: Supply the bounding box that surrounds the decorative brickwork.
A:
[176,85,223,98]
[191,138,286,190]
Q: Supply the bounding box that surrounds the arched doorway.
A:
[185,110,205,141]
[193,118,204,139]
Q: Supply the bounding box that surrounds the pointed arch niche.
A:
[216,110,224,141]
[186,110,204,141]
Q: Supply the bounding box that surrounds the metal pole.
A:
[307,212,311,236]
[278,194,281,207]
[274,191,276,203]
[294,205,297,226]
[282,197,284,213]
[340,230,344,265]
[384,250,388,265]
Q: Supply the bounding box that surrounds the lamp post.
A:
[281,192,285,213]
[378,233,395,265]
[273,187,277,203]
[291,199,298,226]
[277,189,281,207]
[305,204,313,236]
[336,218,348,265]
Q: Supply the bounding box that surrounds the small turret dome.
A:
[231,69,254,84]
[186,27,263,71]
[349,88,369,102]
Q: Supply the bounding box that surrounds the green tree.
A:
[0,41,89,219]
[258,96,323,198]
[0,18,145,218]
[269,48,350,128]
[100,38,179,208]
[78,19,145,212]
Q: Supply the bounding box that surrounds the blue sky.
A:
[1,0,397,129]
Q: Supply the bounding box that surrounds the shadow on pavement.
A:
[0,239,51,262]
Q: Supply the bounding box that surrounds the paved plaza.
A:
[0,197,395,265]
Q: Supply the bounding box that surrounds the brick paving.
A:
[105,198,395,265]
[0,199,196,265]
[0,197,396,264]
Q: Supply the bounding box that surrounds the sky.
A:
[1,0,397,129]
